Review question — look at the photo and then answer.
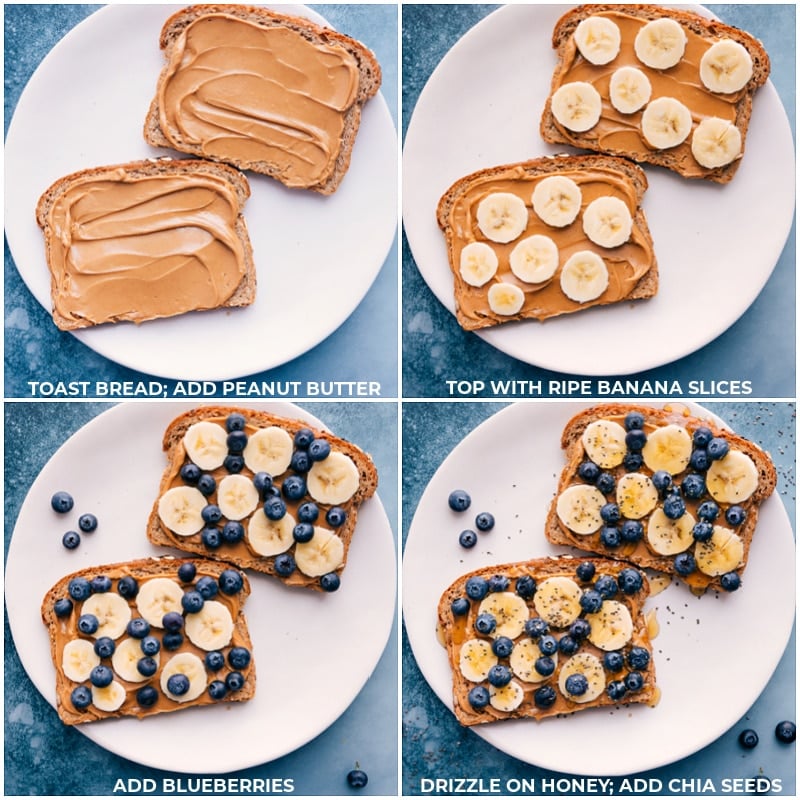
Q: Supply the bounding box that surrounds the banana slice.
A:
[62,639,101,682]
[487,283,525,316]
[184,599,234,651]
[475,193,528,244]
[459,638,498,682]
[509,638,558,683]
[509,235,559,283]
[91,681,126,712]
[581,419,627,469]
[243,427,293,475]
[573,16,621,65]
[609,66,652,114]
[135,578,184,628]
[294,527,345,577]
[157,486,207,537]
[217,474,259,521]
[477,592,529,639]
[112,637,158,683]
[705,449,759,503]
[641,97,692,149]
[551,81,603,133]
[531,175,582,228]
[700,39,753,94]
[560,251,608,303]
[533,576,582,628]
[695,525,744,576]
[307,451,360,504]
[82,592,132,640]
[616,473,659,520]
[160,653,208,703]
[558,653,605,703]
[489,680,525,712]
[646,507,695,555]
[585,600,633,650]
[459,242,499,287]
[247,509,295,556]
[582,196,633,249]
[634,18,687,69]
[641,424,692,474]
[183,421,228,470]
[555,484,606,535]
[691,117,742,169]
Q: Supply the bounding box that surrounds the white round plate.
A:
[5,4,397,381]
[403,402,795,775]
[402,4,795,375]
[6,401,396,773]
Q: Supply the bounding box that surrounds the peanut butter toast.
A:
[438,557,657,726]
[540,5,771,183]
[41,557,254,725]
[545,404,777,593]
[147,407,378,592]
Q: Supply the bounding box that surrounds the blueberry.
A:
[578,461,600,483]
[90,575,111,593]
[624,411,645,431]
[475,512,495,532]
[558,635,579,656]
[347,769,369,789]
[569,618,591,640]
[90,665,113,688]
[535,656,556,677]
[580,589,603,614]
[208,680,228,701]
[620,520,644,543]
[282,475,307,501]
[264,496,287,521]
[205,651,225,671]
[525,618,549,639]
[652,470,673,494]
[603,651,624,672]
[538,635,558,656]
[202,504,223,524]
[326,507,347,527]
[320,572,341,592]
[619,568,644,594]
[225,671,245,692]
[693,426,713,448]
[226,430,248,453]
[451,597,470,616]
[775,721,796,743]
[180,463,201,485]
[219,569,244,595]
[197,474,217,496]
[94,637,115,658]
[492,637,514,658]
[226,413,247,432]
[195,576,219,599]
[162,611,184,632]
[308,439,331,461]
[596,473,616,495]
[487,664,512,687]
[253,472,274,497]
[663,494,686,520]
[177,562,197,583]
[738,729,759,749]
[448,490,471,512]
[600,503,621,523]
[201,526,223,549]
[697,500,720,521]
[117,576,139,599]
[163,632,184,651]
[465,577,489,601]
[681,473,706,499]
[720,572,741,592]
[228,647,251,670]
[689,448,710,472]
[565,674,589,696]
[294,427,315,449]
[78,513,98,533]
[468,686,490,709]
[274,553,296,577]
[707,437,729,461]
[62,531,81,550]
[54,598,73,617]
[624,671,644,692]
[474,613,496,635]
[137,657,159,677]
[623,452,644,472]
[297,502,319,523]
[488,575,510,593]
[136,686,158,708]
[600,526,621,548]
[167,674,190,696]
[127,618,150,639]
[77,614,99,635]
[594,575,618,598]
[71,686,92,709]
[290,450,311,473]
[674,552,697,575]
[575,562,596,582]
[534,686,557,708]
[222,520,245,544]
[625,429,647,451]
[627,646,651,670]
[725,505,747,526]
[692,520,714,542]
[181,590,205,614]
[224,454,245,473]
[458,529,477,548]
[51,491,74,513]
[141,636,160,656]
[515,575,536,599]
[607,680,628,701]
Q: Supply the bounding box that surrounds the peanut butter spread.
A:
[157,14,360,186]
[45,168,247,327]
[448,164,654,325]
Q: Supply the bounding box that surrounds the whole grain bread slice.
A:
[41,557,255,725]
[144,4,382,194]
[545,404,777,593]
[36,158,255,331]
[147,406,378,592]
[540,4,771,183]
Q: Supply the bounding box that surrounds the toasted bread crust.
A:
[540,4,771,183]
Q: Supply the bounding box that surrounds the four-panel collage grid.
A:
[3,3,796,798]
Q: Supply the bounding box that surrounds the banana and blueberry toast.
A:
[438,557,657,725]
[546,404,777,593]
[148,407,378,591]
[41,558,254,725]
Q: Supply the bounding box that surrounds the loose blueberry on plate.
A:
[297,502,319,523]
[201,526,223,549]
[275,553,296,577]
[208,680,228,701]
[689,448,710,471]
[570,619,591,640]
[448,490,471,512]
[535,657,556,677]
[474,613,496,635]
[197,474,217,496]
[627,647,650,670]
[347,769,368,789]
[226,430,248,453]
[575,562,596,582]
[205,651,225,671]
[580,589,603,614]
[681,473,706,499]
[600,526,621,548]
[620,520,643,543]
[468,686,490,709]
[51,491,74,514]
[137,657,158,677]
[692,520,714,542]
[219,569,244,595]
[228,647,251,670]
[78,513,98,533]
[62,531,81,550]
[180,463,201,485]
[578,461,600,483]
[222,521,245,544]
[624,671,644,692]
[534,686,557,708]
[525,617,549,639]
[618,568,643,595]
[117,576,139,599]
[603,651,624,672]
[458,529,477,548]
[515,575,536,599]
[596,473,616,494]
[90,665,114,687]
[127,618,151,639]
[487,664,512,687]
[725,505,746,526]
[625,429,647,451]
[167,674,190,696]
[538,635,558,656]
[136,685,158,708]
[308,439,331,461]
[565,674,588,696]
[652,470,672,494]
[141,636,161,656]
[707,437,729,461]
[475,512,495,532]
[720,572,741,592]
[558,636,579,656]
[320,572,341,592]
[177,562,197,583]
[224,454,245,473]
[163,611,184,632]
[162,632,184,650]
[294,427,315,449]
[226,413,246,432]
[226,671,245,692]
[594,575,618,598]
[90,575,112,593]
[54,598,73,617]
[465,577,489,601]
[326,507,347,527]
[71,686,92,709]
[181,591,205,614]
[488,575,510,593]
[674,552,697,576]
[94,637,115,658]
[738,729,759,749]
[492,637,514,658]
[775,721,796,743]
[624,411,645,431]
[78,614,99,635]
[607,680,627,701]
[451,597,469,616]
[662,494,686,520]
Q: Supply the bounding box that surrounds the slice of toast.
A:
[540,4,771,183]
[147,407,378,592]
[438,557,657,726]
[41,557,254,725]
[36,158,255,331]
[144,4,382,194]
[545,404,777,593]
[437,154,658,331]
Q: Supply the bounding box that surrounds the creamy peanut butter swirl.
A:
[158,15,360,186]
[46,168,247,327]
